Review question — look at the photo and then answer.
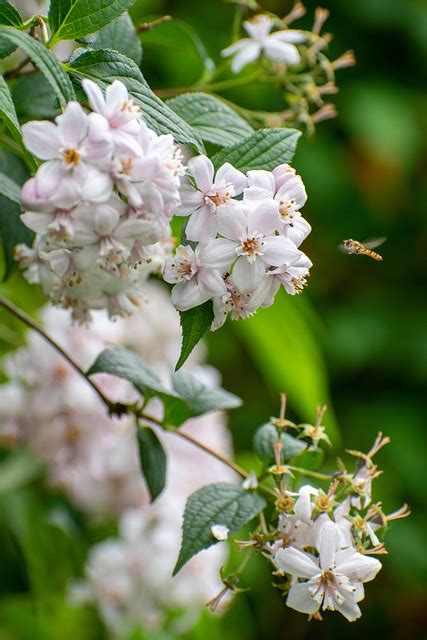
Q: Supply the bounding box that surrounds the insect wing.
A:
[361,237,386,250]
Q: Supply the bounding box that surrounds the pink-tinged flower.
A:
[22,102,113,200]
[177,155,247,241]
[211,276,270,330]
[212,201,301,293]
[267,252,313,297]
[245,166,311,247]
[275,521,382,621]
[164,242,229,311]
[82,79,142,154]
[222,14,305,73]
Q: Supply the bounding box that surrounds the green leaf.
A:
[48,0,134,45]
[234,291,340,443]
[0,171,32,280]
[12,72,60,121]
[0,75,38,171]
[292,447,324,471]
[0,26,75,106]
[79,12,142,65]
[87,346,241,427]
[174,482,266,574]
[176,301,213,370]
[136,426,166,501]
[253,423,323,465]
[212,128,301,172]
[66,48,204,151]
[167,92,254,147]
[87,346,166,397]
[0,1,23,27]
[172,369,242,415]
[0,449,43,494]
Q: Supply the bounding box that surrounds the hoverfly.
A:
[339,237,386,261]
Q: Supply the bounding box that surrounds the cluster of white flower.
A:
[17,80,184,323]
[222,14,306,73]
[0,283,235,632]
[265,436,410,622]
[165,155,312,330]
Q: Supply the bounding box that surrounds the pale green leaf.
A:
[79,12,142,65]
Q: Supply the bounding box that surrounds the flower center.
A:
[316,495,332,511]
[63,148,80,166]
[120,99,140,114]
[120,157,134,175]
[208,191,231,206]
[239,232,265,260]
[320,570,336,589]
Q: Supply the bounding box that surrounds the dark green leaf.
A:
[66,48,204,151]
[176,301,213,370]
[136,426,166,501]
[0,75,38,171]
[48,0,133,45]
[172,369,242,415]
[0,1,22,27]
[0,171,32,280]
[174,482,266,574]
[212,128,301,172]
[12,72,60,121]
[167,92,254,147]
[79,12,142,65]
[0,27,75,106]
[292,447,324,471]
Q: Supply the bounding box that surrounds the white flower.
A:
[22,101,113,202]
[164,243,229,311]
[245,165,311,247]
[222,15,305,73]
[274,521,382,621]
[82,79,142,154]
[211,276,270,330]
[177,155,247,241]
[212,201,302,293]
[211,525,229,541]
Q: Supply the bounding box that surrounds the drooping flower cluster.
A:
[164,155,312,330]
[262,432,410,622]
[17,80,184,323]
[0,283,235,632]
[221,8,355,132]
[222,14,306,73]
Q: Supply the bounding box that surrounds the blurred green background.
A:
[1,0,426,638]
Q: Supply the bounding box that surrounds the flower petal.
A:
[231,42,261,73]
[215,163,247,195]
[82,79,106,115]
[263,39,301,65]
[263,235,301,267]
[57,101,88,147]
[185,207,216,241]
[22,121,60,160]
[216,203,247,241]
[335,550,382,583]
[270,29,306,44]
[187,155,214,192]
[176,184,204,216]
[274,547,319,579]
[232,257,266,292]
[199,238,236,270]
[317,521,340,571]
[333,591,362,622]
[198,268,227,298]
[246,170,275,193]
[171,279,209,311]
[247,201,280,235]
[286,582,320,615]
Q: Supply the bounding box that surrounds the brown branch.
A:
[136,15,172,34]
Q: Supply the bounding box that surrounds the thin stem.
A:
[136,15,172,33]
[287,465,334,481]
[154,71,263,98]
[0,294,251,480]
[0,295,114,411]
[140,412,248,479]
